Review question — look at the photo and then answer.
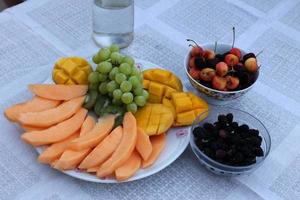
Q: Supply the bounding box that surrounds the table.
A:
[0,0,300,199]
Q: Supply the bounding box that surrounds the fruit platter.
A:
[4,44,210,183]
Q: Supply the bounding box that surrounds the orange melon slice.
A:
[142,133,166,168]
[80,116,95,136]
[18,96,85,127]
[115,150,141,181]
[136,127,152,161]
[38,131,79,164]
[21,108,87,146]
[79,126,123,169]
[97,112,137,178]
[21,125,47,132]
[29,84,88,101]
[53,116,96,170]
[87,167,98,173]
[68,114,115,151]
[4,96,60,122]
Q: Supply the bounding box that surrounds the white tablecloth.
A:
[0,0,300,199]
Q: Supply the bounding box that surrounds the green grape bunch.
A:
[84,44,149,116]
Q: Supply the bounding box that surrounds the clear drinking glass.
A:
[93,0,134,48]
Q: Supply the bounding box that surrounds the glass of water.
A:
[93,0,134,48]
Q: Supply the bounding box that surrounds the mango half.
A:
[53,57,92,85]
[135,103,174,136]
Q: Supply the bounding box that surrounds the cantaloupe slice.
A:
[52,116,96,170]
[80,116,95,136]
[29,84,88,101]
[21,108,87,146]
[79,126,123,169]
[142,133,166,168]
[68,114,115,151]
[97,112,137,178]
[38,131,79,164]
[21,125,47,132]
[115,150,141,181]
[18,96,85,127]
[136,127,152,161]
[87,167,98,173]
[4,96,60,122]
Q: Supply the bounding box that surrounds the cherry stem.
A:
[256,49,264,58]
[214,41,218,53]
[186,39,199,47]
[232,27,236,48]
[188,44,195,48]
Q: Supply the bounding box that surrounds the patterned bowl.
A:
[184,44,259,104]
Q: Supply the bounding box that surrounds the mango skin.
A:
[53,57,93,85]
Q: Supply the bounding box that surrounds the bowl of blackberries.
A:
[184,29,260,103]
[190,107,271,175]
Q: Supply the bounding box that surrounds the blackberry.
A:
[233,152,244,164]
[219,129,228,139]
[254,147,264,157]
[215,149,226,159]
[249,136,262,146]
[196,139,204,150]
[226,113,233,123]
[203,123,216,132]
[238,124,249,133]
[248,129,259,137]
[241,145,252,157]
[218,114,228,126]
[204,148,214,158]
[195,56,206,70]
[231,122,239,130]
[193,126,206,139]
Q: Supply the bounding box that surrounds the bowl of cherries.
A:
[184,28,260,103]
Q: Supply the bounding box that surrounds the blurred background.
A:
[0,0,23,11]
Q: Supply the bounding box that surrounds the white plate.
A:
[36,59,190,183]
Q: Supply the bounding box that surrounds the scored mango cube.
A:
[172,96,193,113]
[148,82,165,97]
[52,57,92,85]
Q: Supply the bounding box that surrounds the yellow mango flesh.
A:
[53,57,92,85]
[143,69,183,103]
[135,103,174,136]
[169,92,209,126]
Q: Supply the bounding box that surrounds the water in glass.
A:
[93,0,134,48]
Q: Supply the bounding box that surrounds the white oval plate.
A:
[36,59,190,183]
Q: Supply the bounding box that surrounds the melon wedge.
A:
[80,116,95,136]
[79,126,123,169]
[4,96,60,122]
[115,150,141,181]
[29,84,88,101]
[18,96,85,127]
[142,133,166,168]
[68,115,115,151]
[21,125,47,132]
[97,112,137,178]
[136,127,152,161]
[38,131,79,164]
[53,117,96,170]
[87,167,98,173]
[21,108,87,146]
